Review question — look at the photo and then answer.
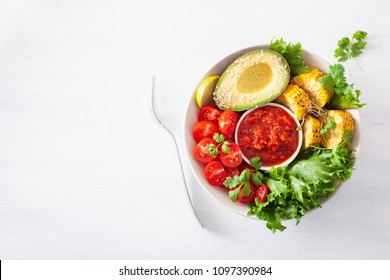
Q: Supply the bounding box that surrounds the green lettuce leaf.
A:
[269,38,311,76]
[248,146,354,233]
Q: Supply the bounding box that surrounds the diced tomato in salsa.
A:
[236,105,299,167]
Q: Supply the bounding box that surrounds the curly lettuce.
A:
[269,38,310,76]
[248,145,354,233]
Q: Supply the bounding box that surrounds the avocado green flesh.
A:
[213,49,290,111]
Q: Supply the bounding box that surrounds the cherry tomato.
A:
[223,133,235,141]
[237,161,254,173]
[224,167,239,178]
[193,120,219,142]
[219,142,243,168]
[218,110,238,135]
[198,105,222,123]
[193,138,217,163]
[255,183,269,203]
[204,160,227,187]
[236,181,256,204]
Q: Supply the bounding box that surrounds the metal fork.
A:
[150,76,203,227]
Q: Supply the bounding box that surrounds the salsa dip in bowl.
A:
[235,103,302,170]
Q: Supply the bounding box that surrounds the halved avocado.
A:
[213,49,290,111]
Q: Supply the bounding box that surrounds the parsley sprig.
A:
[224,156,264,202]
[334,31,368,74]
[206,133,231,157]
[319,64,365,109]
[342,130,354,146]
[320,117,336,136]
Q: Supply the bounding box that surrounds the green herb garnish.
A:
[319,64,365,109]
[320,117,337,136]
[334,31,368,74]
[206,133,232,156]
[224,156,264,202]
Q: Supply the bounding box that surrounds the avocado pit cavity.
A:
[237,63,273,94]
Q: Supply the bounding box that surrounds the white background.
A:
[0,0,389,259]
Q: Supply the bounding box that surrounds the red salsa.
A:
[236,105,299,167]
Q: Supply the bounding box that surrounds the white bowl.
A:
[183,45,361,218]
[235,102,303,170]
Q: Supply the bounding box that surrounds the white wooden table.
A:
[1,0,389,259]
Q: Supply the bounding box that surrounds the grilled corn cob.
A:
[321,110,355,148]
[275,84,311,120]
[302,115,322,149]
[293,68,332,108]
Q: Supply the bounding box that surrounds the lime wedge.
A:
[195,75,220,108]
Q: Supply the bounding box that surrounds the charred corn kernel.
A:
[321,110,355,148]
[302,115,322,149]
[275,84,311,120]
[292,68,332,108]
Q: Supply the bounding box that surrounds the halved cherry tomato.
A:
[255,183,269,203]
[193,138,217,163]
[218,110,238,135]
[237,161,254,173]
[236,181,256,204]
[193,120,219,142]
[198,105,222,123]
[219,142,242,168]
[224,166,239,178]
[204,160,227,187]
[223,133,235,141]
